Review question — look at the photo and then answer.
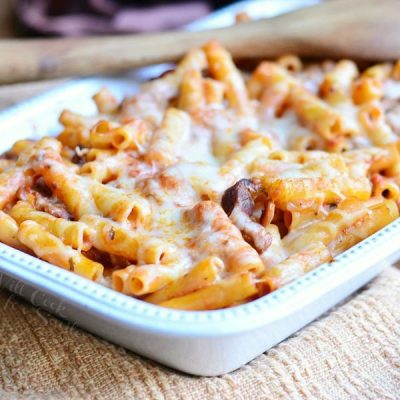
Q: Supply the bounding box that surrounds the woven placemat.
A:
[0,82,399,400]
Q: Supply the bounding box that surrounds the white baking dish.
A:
[1,0,399,376]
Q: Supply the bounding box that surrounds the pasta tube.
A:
[220,137,272,178]
[204,41,249,111]
[372,174,400,201]
[352,77,383,105]
[165,48,207,89]
[283,198,369,253]
[145,256,224,304]
[89,120,119,149]
[159,273,258,310]
[0,211,26,251]
[247,61,293,116]
[320,60,358,105]
[358,103,396,145]
[10,201,91,251]
[283,198,394,254]
[276,55,302,73]
[34,152,99,219]
[203,78,224,105]
[290,85,358,139]
[329,198,398,256]
[362,63,392,80]
[136,237,179,265]
[110,119,151,152]
[112,259,190,296]
[90,183,151,226]
[18,221,103,281]
[258,242,332,292]
[92,88,118,114]
[146,108,190,167]
[178,69,205,111]
[90,119,151,152]
[79,215,139,260]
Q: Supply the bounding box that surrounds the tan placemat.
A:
[0,82,399,400]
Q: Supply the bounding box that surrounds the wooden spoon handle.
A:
[0,0,399,84]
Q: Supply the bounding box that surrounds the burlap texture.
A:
[0,82,399,399]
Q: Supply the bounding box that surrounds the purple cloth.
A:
[15,0,211,36]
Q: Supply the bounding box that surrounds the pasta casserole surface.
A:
[1,42,400,310]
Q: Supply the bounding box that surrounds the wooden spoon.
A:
[0,0,399,84]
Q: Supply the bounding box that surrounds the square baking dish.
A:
[1,0,399,376]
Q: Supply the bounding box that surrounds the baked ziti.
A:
[1,42,400,310]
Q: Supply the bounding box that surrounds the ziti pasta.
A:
[1,41,400,310]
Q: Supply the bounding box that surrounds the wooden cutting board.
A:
[0,0,399,83]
